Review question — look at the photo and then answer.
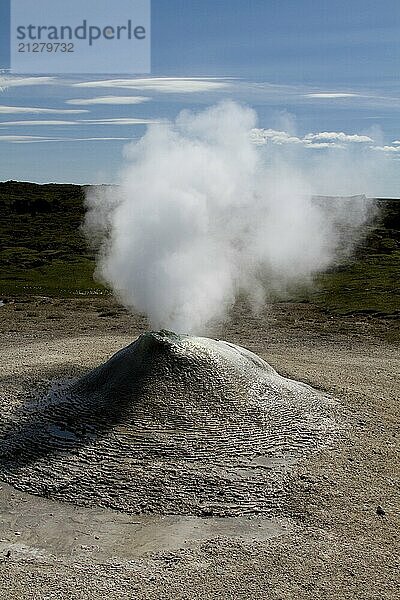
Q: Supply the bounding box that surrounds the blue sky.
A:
[0,0,399,195]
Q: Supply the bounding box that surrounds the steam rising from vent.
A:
[84,101,374,333]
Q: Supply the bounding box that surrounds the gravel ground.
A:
[0,297,398,599]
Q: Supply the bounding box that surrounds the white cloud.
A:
[80,118,158,125]
[303,141,345,149]
[392,140,400,145]
[61,137,132,142]
[304,131,373,143]
[0,76,55,90]
[0,120,77,126]
[74,77,231,93]
[0,135,132,143]
[0,135,54,143]
[372,145,400,153]
[303,92,360,99]
[251,128,372,149]
[0,117,156,128]
[0,105,87,115]
[250,128,302,145]
[0,117,154,126]
[66,96,151,105]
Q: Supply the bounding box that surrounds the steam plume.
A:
[85,101,373,333]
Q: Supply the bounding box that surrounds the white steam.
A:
[85,101,374,333]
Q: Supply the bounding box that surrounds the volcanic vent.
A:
[0,331,336,516]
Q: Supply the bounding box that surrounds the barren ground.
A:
[0,297,398,599]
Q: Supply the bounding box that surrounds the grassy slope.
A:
[0,181,105,297]
[310,198,399,314]
[312,252,400,314]
[0,181,399,314]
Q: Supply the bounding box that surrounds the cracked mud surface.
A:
[0,298,398,599]
[0,331,336,517]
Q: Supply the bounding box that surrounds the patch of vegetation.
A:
[0,258,105,297]
[0,181,106,296]
[310,252,400,315]
[306,198,399,315]
[0,181,398,314]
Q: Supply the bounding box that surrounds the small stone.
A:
[14,531,21,536]
[376,505,385,516]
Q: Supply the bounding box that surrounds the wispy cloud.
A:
[0,76,56,90]
[251,128,302,145]
[0,117,156,127]
[0,105,87,115]
[372,145,400,153]
[66,96,151,105]
[0,116,156,126]
[74,77,231,93]
[303,92,361,99]
[301,91,400,110]
[0,120,77,126]
[0,135,132,143]
[304,142,344,149]
[80,118,158,125]
[304,131,373,143]
[251,128,373,148]
[60,137,133,142]
[0,135,55,143]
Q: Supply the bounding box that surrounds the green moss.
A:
[0,258,107,297]
[310,252,400,314]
